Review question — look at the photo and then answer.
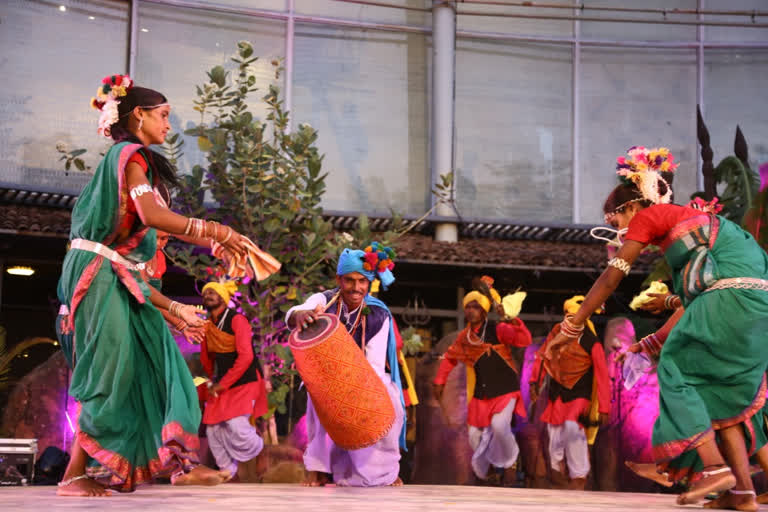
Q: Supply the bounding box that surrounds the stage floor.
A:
[1,484,693,511]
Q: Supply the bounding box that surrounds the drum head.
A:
[290,313,338,349]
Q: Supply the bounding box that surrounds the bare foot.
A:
[389,477,403,486]
[171,465,226,486]
[704,491,758,511]
[757,492,768,504]
[303,471,330,487]
[677,466,736,505]
[625,461,673,488]
[56,476,112,497]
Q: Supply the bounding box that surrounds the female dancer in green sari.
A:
[56,75,253,496]
[547,146,768,511]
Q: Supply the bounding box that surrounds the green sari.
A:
[650,213,768,482]
[57,142,201,492]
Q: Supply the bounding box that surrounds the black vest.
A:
[472,320,522,400]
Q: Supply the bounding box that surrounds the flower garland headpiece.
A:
[90,74,133,138]
[607,146,678,222]
[362,241,396,290]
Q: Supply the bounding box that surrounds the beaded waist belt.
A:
[705,277,768,293]
[70,238,146,271]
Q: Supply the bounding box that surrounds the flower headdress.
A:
[90,74,133,138]
[616,146,677,203]
[362,241,396,290]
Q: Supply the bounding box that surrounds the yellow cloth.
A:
[501,291,527,319]
[202,280,238,304]
[463,291,493,312]
[629,281,670,311]
[398,350,419,406]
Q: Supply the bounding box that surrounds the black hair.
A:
[603,172,674,214]
[109,86,179,188]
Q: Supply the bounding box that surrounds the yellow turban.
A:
[202,280,238,304]
[463,291,492,313]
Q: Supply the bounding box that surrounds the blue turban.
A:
[336,248,395,290]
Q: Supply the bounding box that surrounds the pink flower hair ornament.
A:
[90,74,133,138]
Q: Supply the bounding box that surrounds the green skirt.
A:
[58,251,201,491]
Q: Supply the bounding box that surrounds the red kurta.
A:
[199,313,268,425]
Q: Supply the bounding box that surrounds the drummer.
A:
[286,243,406,487]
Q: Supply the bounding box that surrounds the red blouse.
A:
[624,203,702,247]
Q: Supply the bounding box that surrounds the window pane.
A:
[0,0,128,191]
[293,24,430,215]
[136,1,286,175]
[457,4,573,38]
[581,0,698,42]
[194,0,285,11]
[296,0,430,26]
[455,39,573,222]
[703,49,768,178]
[578,47,699,224]
[704,0,768,42]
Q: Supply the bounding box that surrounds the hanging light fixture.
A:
[6,266,35,277]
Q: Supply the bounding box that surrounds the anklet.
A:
[58,474,89,487]
[729,489,756,496]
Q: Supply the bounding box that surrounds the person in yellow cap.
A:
[432,276,532,486]
[199,280,268,482]
[529,295,610,490]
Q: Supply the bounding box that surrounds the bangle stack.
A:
[183,218,206,239]
[664,294,681,310]
[169,300,184,319]
[560,316,585,338]
[639,333,664,356]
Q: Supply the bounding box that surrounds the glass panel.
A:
[456,2,574,38]
[581,0,697,42]
[136,1,286,175]
[0,0,128,191]
[296,0,430,26]
[195,0,286,11]
[455,38,573,222]
[703,48,768,180]
[292,24,430,215]
[703,0,768,42]
[578,47,699,224]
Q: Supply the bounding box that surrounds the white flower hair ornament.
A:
[615,146,678,205]
[90,74,133,138]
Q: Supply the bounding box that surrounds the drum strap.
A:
[323,292,368,352]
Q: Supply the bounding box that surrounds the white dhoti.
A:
[467,397,520,479]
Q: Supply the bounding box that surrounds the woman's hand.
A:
[180,305,205,328]
[615,342,642,364]
[182,325,206,344]
[544,330,576,359]
[638,292,669,315]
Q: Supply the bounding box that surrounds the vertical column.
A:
[284,0,295,133]
[432,0,458,242]
[128,0,139,77]
[696,0,705,191]
[571,4,581,223]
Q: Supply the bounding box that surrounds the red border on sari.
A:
[77,420,199,492]
[652,427,714,462]
[711,375,767,432]
[67,255,104,331]
[102,143,144,247]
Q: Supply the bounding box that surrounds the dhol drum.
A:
[289,313,396,450]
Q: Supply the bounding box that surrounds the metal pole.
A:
[696,0,706,192]
[571,6,581,224]
[432,0,459,242]
[128,0,139,76]
[284,0,295,133]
